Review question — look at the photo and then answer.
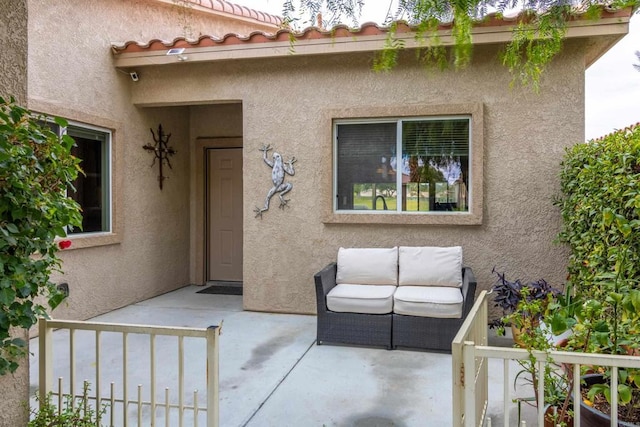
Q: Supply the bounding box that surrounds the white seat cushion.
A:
[326,284,396,314]
[393,286,463,318]
[336,247,398,286]
[398,246,462,287]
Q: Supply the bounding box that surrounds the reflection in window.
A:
[335,117,470,213]
[402,119,469,212]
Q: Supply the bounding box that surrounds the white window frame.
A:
[333,115,472,215]
[45,119,113,235]
[67,122,113,235]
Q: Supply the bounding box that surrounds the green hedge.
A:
[556,124,640,296]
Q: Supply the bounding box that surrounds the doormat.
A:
[197,283,243,295]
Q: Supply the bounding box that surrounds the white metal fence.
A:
[453,291,640,427]
[37,317,221,427]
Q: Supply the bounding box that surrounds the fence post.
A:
[463,341,477,427]
[38,318,53,407]
[206,325,220,427]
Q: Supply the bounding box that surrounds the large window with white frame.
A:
[44,121,112,233]
[334,116,470,213]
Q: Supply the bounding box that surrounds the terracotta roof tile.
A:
[111,6,632,55]
[187,0,282,26]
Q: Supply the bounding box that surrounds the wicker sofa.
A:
[314,246,477,352]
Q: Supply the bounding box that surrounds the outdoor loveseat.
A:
[314,246,477,352]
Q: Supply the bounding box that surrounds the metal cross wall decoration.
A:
[143,124,177,190]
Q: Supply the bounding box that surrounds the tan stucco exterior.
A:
[0,2,275,421]
[25,0,277,322]
[0,0,27,105]
[0,1,30,424]
[24,0,632,319]
[0,1,631,421]
[124,43,589,314]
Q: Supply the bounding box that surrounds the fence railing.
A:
[37,318,221,427]
[452,290,489,427]
[453,291,640,427]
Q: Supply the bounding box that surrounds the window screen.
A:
[335,117,470,213]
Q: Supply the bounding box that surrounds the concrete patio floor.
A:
[29,285,537,427]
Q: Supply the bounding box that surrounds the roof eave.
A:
[584,31,627,68]
[112,14,631,69]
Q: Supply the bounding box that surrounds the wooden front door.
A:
[206,148,243,282]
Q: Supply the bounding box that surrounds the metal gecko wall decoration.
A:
[143,124,176,190]
[254,144,296,219]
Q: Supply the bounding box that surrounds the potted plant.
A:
[489,268,562,345]
[546,260,640,426]
[490,269,572,425]
[503,285,574,426]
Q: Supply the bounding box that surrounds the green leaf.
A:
[603,208,614,226]
[10,338,26,348]
[549,312,569,335]
[620,223,633,238]
[606,292,623,305]
[618,384,632,405]
[0,288,16,306]
[619,370,628,384]
[48,292,66,310]
[588,383,607,401]
[53,116,68,128]
[594,321,610,333]
[631,291,640,312]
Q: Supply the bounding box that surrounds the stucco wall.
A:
[0,335,30,426]
[26,0,269,322]
[0,0,27,103]
[0,1,30,424]
[131,42,584,315]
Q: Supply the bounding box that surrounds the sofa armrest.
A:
[461,266,477,316]
[314,262,337,314]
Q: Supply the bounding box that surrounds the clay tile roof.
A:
[188,0,282,26]
[111,6,632,55]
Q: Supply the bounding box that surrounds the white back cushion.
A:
[336,247,398,286]
[398,246,462,287]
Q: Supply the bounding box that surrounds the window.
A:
[334,117,470,214]
[67,125,111,233]
[44,121,112,234]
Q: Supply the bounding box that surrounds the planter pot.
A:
[511,320,539,348]
[511,324,526,347]
[544,405,573,427]
[580,374,638,427]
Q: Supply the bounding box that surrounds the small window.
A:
[67,125,111,233]
[334,117,471,214]
[42,120,112,234]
